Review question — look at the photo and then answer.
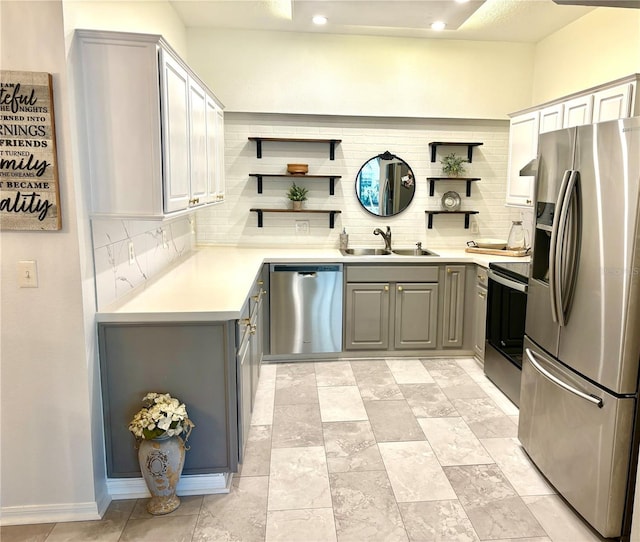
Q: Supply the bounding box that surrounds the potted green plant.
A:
[287,182,309,210]
[440,153,466,177]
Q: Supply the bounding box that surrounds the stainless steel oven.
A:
[484,261,529,407]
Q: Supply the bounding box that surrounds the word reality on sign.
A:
[0,70,62,230]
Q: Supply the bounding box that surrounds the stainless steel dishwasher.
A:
[269,264,343,355]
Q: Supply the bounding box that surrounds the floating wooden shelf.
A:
[248,137,342,160]
[426,177,481,197]
[249,174,341,195]
[425,210,479,229]
[250,208,342,228]
[428,142,483,163]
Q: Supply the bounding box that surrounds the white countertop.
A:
[96,246,528,323]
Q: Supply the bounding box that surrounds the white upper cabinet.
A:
[161,51,191,213]
[187,77,209,206]
[506,74,639,208]
[206,96,225,203]
[539,103,564,134]
[76,30,225,219]
[593,82,635,123]
[563,94,594,128]
[506,111,539,207]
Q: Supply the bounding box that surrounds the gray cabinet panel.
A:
[345,283,390,350]
[394,283,438,349]
[442,265,466,348]
[473,266,488,360]
[98,322,238,478]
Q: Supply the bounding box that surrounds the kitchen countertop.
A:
[96,246,529,323]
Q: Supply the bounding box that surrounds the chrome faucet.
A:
[373,226,392,252]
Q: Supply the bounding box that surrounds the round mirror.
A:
[355,151,416,216]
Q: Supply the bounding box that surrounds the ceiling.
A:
[169,0,599,43]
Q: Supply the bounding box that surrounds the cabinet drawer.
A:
[346,265,438,283]
[476,266,488,288]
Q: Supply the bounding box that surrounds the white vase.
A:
[138,435,185,515]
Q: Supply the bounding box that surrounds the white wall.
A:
[532,7,640,105]
[196,113,522,248]
[187,28,535,119]
[62,0,188,58]
[0,0,102,524]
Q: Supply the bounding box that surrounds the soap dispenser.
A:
[339,228,349,250]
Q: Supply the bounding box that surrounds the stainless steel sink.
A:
[392,248,439,256]
[341,248,391,256]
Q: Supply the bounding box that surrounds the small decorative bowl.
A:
[287,163,308,175]
[441,191,461,211]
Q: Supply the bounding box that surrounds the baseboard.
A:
[107,472,232,500]
[0,500,102,526]
[0,473,232,526]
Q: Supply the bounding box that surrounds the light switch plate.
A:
[18,260,38,288]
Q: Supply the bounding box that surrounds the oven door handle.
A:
[525,348,603,408]
[488,269,528,294]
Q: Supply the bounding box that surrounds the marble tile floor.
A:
[2,357,609,542]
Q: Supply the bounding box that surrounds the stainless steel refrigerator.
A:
[519,116,640,538]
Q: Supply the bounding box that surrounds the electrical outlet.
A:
[18,260,38,288]
[470,219,479,235]
[295,220,310,235]
[128,241,135,265]
[162,229,169,249]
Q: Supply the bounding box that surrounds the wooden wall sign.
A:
[0,70,62,230]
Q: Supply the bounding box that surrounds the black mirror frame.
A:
[355,151,416,217]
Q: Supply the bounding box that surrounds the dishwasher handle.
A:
[270,264,343,273]
[298,272,317,278]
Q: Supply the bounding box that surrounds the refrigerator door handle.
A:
[525,348,603,408]
[549,169,572,324]
[557,171,581,325]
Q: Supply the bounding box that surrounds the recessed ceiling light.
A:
[431,21,446,31]
[312,15,327,25]
[455,0,470,3]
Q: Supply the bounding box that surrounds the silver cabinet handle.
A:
[525,348,603,408]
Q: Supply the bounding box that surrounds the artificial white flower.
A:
[129,392,195,441]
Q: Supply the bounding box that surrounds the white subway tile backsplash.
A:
[196,113,522,249]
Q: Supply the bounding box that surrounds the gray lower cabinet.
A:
[98,321,238,478]
[441,265,466,348]
[236,268,267,462]
[473,266,488,360]
[344,283,390,350]
[394,282,438,349]
[344,265,439,351]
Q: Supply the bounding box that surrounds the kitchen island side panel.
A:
[98,321,238,477]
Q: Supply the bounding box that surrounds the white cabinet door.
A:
[539,103,564,134]
[214,107,225,202]
[506,111,539,207]
[188,78,208,206]
[593,82,634,123]
[206,97,225,204]
[161,51,191,213]
[563,94,593,127]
